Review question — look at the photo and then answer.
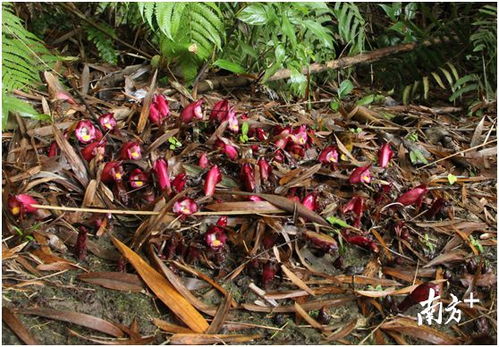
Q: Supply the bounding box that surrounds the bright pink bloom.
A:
[210,99,230,122]
[99,113,117,131]
[258,158,271,182]
[378,142,394,168]
[81,140,106,161]
[173,198,198,216]
[216,216,228,227]
[318,146,339,164]
[342,196,365,227]
[204,165,221,196]
[222,144,238,160]
[48,141,59,157]
[120,141,142,160]
[149,94,169,126]
[172,173,187,193]
[302,193,318,211]
[397,185,428,207]
[75,120,100,144]
[204,226,227,251]
[101,161,124,183]
[181,99,204,123]
[153,158,171,192]
[273,150,285,163]
[8,194,39,216]
[248,195,264,201]
[129,168,148,189]
[290,125,308,145]
[226,111,239,133]
[241,164,256,192]
[349,165,372,184]
[198,153,209,168]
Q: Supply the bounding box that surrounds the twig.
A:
[417,139,497,170]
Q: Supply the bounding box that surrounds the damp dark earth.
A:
[2,2,497,345]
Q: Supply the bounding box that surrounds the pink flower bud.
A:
[342,196,365,228]
[129,168,148,189]
[397,185,428,207]
[101,161,124,183]
[241,164,256,192]
[378,142,394,168]
[172,173,187,193]
[210,99,230,122]
[255,128,268,141]
[273,150,285,163]
[302,193,318,211]
[318,146,339,164]
[75,120,100,144]
[349,165,372,184]
[81,140,106,162]
[343,233,379,253]
[258,158,272,182]
[48,141,59,157]
[222,143,239,160]
[181,99,204,123]
[99,113,117,131]
[153,158,171,192]
[216,216,228,227]
[288,144,305,158]
[204,226,227,251]
[198,153,209,168]
[204,165,221,196]
[149,95,169,126]
[173,198,198,216]
[274,137,289,150]
[8,194,39,216]
[262,262,278,287]
[248,195,264,201]
[398,283,440,312]
[250,144,260,152]
[119,141,142,160]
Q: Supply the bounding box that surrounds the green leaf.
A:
[356,94,375,106]
[447,173,457,185]
[241,122,249,137]
[338,80,354,99]
[409,149,428,165]
[213,59,245,74]
[330,100,340,112]
[238,4,269,25]
[326,216,350,228]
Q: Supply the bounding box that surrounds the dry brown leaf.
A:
[206,293,233,334]
[470,116,486,147]
[169,333,260,345]
[111,237,209,333]
[242,296,354,313]
[333,275,401,287]
[294,302,324,331]
[205,201,284,213]
[19,308,125,337]
[381,317,459,344]
[77,272,144,292]
[136,69,157,134]
[68,328,154,345]
[153,318,195,334]
[53,125,89,186]
[325,318,358,341]
[2,307,39,344]
[355,284,419,298]
[2,242,29,260]
[281,265,315,295]
[423,249,467,268]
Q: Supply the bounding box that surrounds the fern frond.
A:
[85,25,118,65]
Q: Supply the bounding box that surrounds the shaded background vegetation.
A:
[2,2,497,126]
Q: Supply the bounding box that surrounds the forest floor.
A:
[2,65,497,345]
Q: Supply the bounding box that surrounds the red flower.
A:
[173,198,198,216]
[398,282,440,312]
[204,226,227,251]
[273,150,285,163]
[343,233,379,253]
[216,216,228,227]
[302,193,318,211]
[318,146,339,164]
[290,125,308,145]
[99,113,117,131]
[349,165,372,184]
[248,195,264,201]
[288,144,305,158]
[397,185,428,207]
[240,164,255,192]
[204,165,221,196]
[342,196,365,228]
[210,99,230,122]
[181,99,204,123]
[149,94,169,126]
[198,152,209,168]
[101,161,124,183]
[378,142,394,168]
[81,140,106,162]
[255,128,268,141]
[258,158,272,182]
[129,168,148,189]
[48,141,59,157]
[262,262,278,287]
[172,173,187,193]
[74,226,88,261]
[153,158,171,192]
[75,120,100,144]
[120,141,142,160]
[8,194,39,216]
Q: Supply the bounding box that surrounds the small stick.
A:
[417,139,497,170]
[29,204,284,216]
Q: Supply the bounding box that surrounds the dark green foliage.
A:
[85,24,119,65]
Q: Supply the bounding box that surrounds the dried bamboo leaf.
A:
[77,272,144,292]
[381,317,459,344]
[325,318,358,341]
[294,302,324,331]
[153,318,194,334]
[281,265,315,295]
[169,333,260,345]
[111,237,209,333]
[53,125,88,186]
[2,307,39,344]
[206,293,233,334]
[136,69,157,134]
